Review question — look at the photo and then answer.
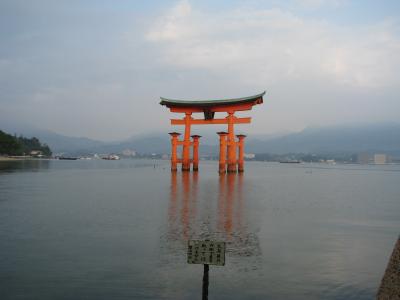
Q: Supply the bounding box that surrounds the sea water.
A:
[0,159,399,299]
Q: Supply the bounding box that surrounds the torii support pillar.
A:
[227,112,238,173]
[217,132,228,174]
[182,113,193,172]
[169,132,181,171]
[191,135,201,171]
[236,134,246,172]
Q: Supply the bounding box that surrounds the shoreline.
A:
[0,156,51,162]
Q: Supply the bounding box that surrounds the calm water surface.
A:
[0,159,399,299]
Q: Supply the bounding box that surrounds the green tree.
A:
[0,130,22,155]
[0,130,52,156]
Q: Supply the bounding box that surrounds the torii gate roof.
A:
[160,91,265,109]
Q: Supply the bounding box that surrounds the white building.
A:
[244,153,255,159]
[121,149,136,157]
[374,154,387,165]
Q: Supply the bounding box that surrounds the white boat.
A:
[102,154,120,160]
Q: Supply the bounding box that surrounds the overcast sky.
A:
[1,0,399,141]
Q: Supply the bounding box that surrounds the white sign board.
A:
[187,240,225,266]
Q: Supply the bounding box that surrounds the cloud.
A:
[294,0,348,9]
[146,0,192,42]
[146,1,400,89]
[1,1,399,139]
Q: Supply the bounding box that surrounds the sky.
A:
[1,0,400,141]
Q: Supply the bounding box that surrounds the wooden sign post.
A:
[187,240,226,300]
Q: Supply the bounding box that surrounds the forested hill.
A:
[0,130,52,156]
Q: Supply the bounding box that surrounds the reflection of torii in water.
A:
[167,171,197,241]
[166,172,261,258]
[160,92,265,173]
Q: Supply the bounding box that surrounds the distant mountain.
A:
[0,122,106,155]
[1,122,399,157]
[14,130,105,155]
[92,134,171,155]
[37,132,107,154]
[245,123,400,156]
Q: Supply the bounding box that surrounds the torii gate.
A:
[160,92,265,173]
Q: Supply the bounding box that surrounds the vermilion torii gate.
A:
[160,92,265,173]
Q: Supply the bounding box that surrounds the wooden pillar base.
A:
[191,135,201,172]
[169,132,181,173]
[236,134,246,174]
[227,164,237,173]
[202,264,209,300]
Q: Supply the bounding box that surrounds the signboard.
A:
[187,240,225,266]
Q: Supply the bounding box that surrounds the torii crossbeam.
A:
[160,92,265,173]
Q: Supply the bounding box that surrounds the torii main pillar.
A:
[236,134,246,172]
[160,92,265,173]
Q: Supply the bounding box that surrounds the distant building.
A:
[244,153,255,159]
[30,150,43,157]
[121,149,136,157]
[374,154,387,165]
[357,153,370,164]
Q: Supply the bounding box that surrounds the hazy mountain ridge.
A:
[2,123,399,157]
[246,123,400,155]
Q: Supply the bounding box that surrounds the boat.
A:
[102,154,120,160]
[279,160,301,163]
[58,157,79,160]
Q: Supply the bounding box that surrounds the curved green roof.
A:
[160,91,265,108]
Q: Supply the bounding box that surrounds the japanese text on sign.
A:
[187,240,225,266]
